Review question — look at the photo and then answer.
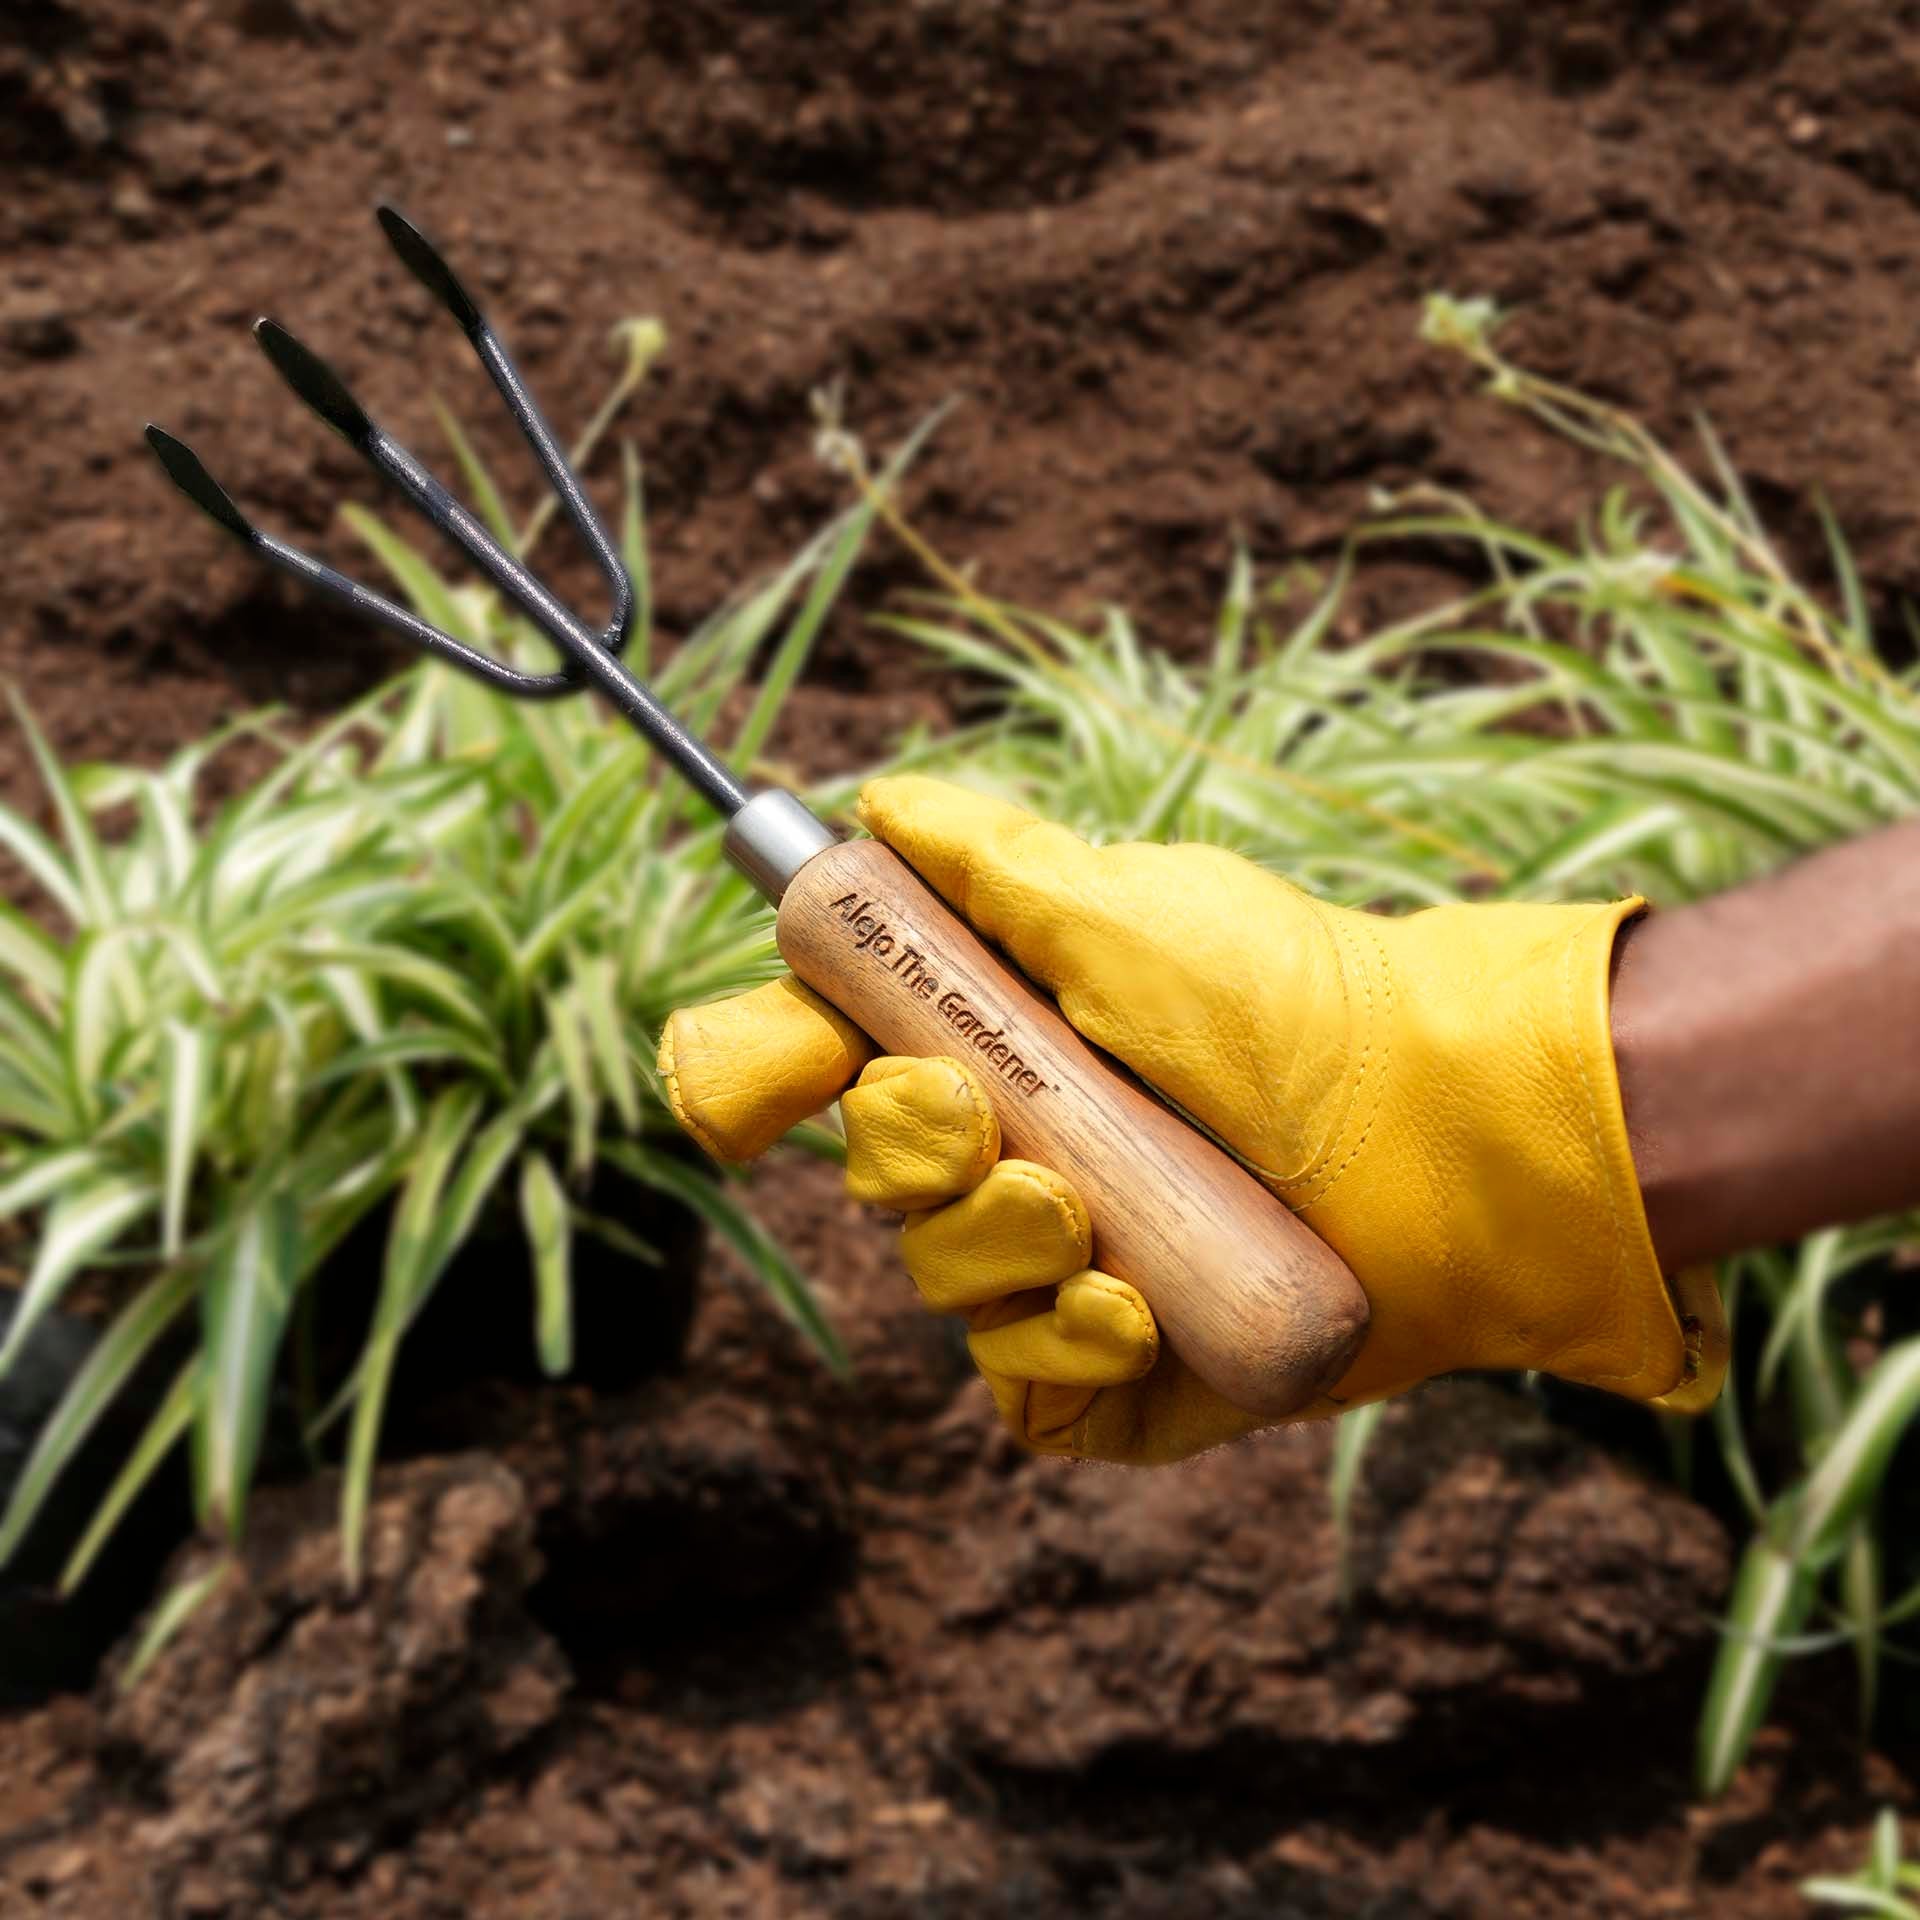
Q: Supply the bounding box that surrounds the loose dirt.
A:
[4,0,1920,1911]
[0,1170,1901,1917]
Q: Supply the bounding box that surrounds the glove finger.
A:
[967,1290,1097,1457]
[1075,1355,1268,1465]
[659,977,873,1162]
[965,1270,1159,1387]
[842,1055,1000,1211]
[977,1341,1268,1464]
[899,1159,1090,1311]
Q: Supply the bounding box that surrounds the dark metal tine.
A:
[145,205,751,818]
[375,205,633,663]
[149,420,747,812]
[145,425,558,695]
[251,317,610,699]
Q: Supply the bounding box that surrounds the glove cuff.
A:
[1298,896,1727,1413]
[1548,898,1727,1406]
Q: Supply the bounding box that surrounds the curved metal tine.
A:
[249,317,609,701]
[376,204,636,667]
[144,426,552,696]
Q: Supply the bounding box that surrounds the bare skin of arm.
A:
[1611,820,1920,1270]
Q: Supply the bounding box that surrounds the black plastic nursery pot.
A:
[305,1143,708,1441]
[0,1296,194,1706]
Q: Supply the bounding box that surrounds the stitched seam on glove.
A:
[1273,912,1395,1211]
[951,1057,1001,1189]
[1649,1267,1728,1412]
[1000,1162,1090,1261]
[657,1026,731,1165]
[1252,895,1366,1192]
[1073,1271,1159,1357]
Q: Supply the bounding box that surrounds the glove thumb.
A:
[659,977,872,1161]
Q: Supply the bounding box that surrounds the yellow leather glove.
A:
[659,776,1728,1464]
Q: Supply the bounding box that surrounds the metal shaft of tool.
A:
[146,204,844,890]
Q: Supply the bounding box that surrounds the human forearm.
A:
[1611,821,1920,1270]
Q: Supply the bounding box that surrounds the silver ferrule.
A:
[724,788,838,902]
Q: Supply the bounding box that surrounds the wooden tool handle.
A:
[775,839,1369,1419]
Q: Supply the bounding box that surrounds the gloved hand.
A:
[660,776,1727,1463]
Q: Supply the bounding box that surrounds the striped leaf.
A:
[192,1195,300,1542]
[0,1176,157,1382]
[160,1021,212,1259]
[573,952,640,1133]
[604,1139,847,1377]
[542,988,599,1180]
[339,1085,483,1586]
[0,898,63,997]
[118,1557,232,1693]
[8,689,116,926]
[0,1146,102,1221]
[520,1150,572,1376]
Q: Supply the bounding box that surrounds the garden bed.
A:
[4,0,1920,1911]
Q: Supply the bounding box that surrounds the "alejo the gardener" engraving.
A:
[828,892,1047,1097]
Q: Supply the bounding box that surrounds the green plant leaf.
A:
[417,1106,529,1303]
[0,1175,158,1383]
[522,740,649,924]
[0,1146,102,1221]
[339,1084,483,1586]
[160,1020,212,1259]
[342,504,478,644]
[1329,1400,1386,1608]
[542,987,599,1179]
[304,1027,510,1095]
[1797,1880,1920,1919]
[433,395,520,549]
[731,503,873,772]
[65,929,147,1115]
[0,800,85,928]
[520,1150,572,1376]
[0,898,63,997]
[573,952,640,1133]
[1841,1522,1882,1733]
[60,1362,196,1595]
[289,941,494,1038]
[604,1139,847,1376]
[7,687,116,927]
[1696,1532,1817,1797]
[135,772,197,897]
[193,1194,300,1543]
[620,442,651,677]
[117,1556,232,1693]
[1793,1339,1920,1567]
[1503,794,1686,897]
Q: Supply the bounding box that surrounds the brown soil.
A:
[10,0,1920,791]
[0,1172,1905,1918]
[5,0,1920,1911]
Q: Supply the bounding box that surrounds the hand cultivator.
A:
[147,205,1368,1418]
